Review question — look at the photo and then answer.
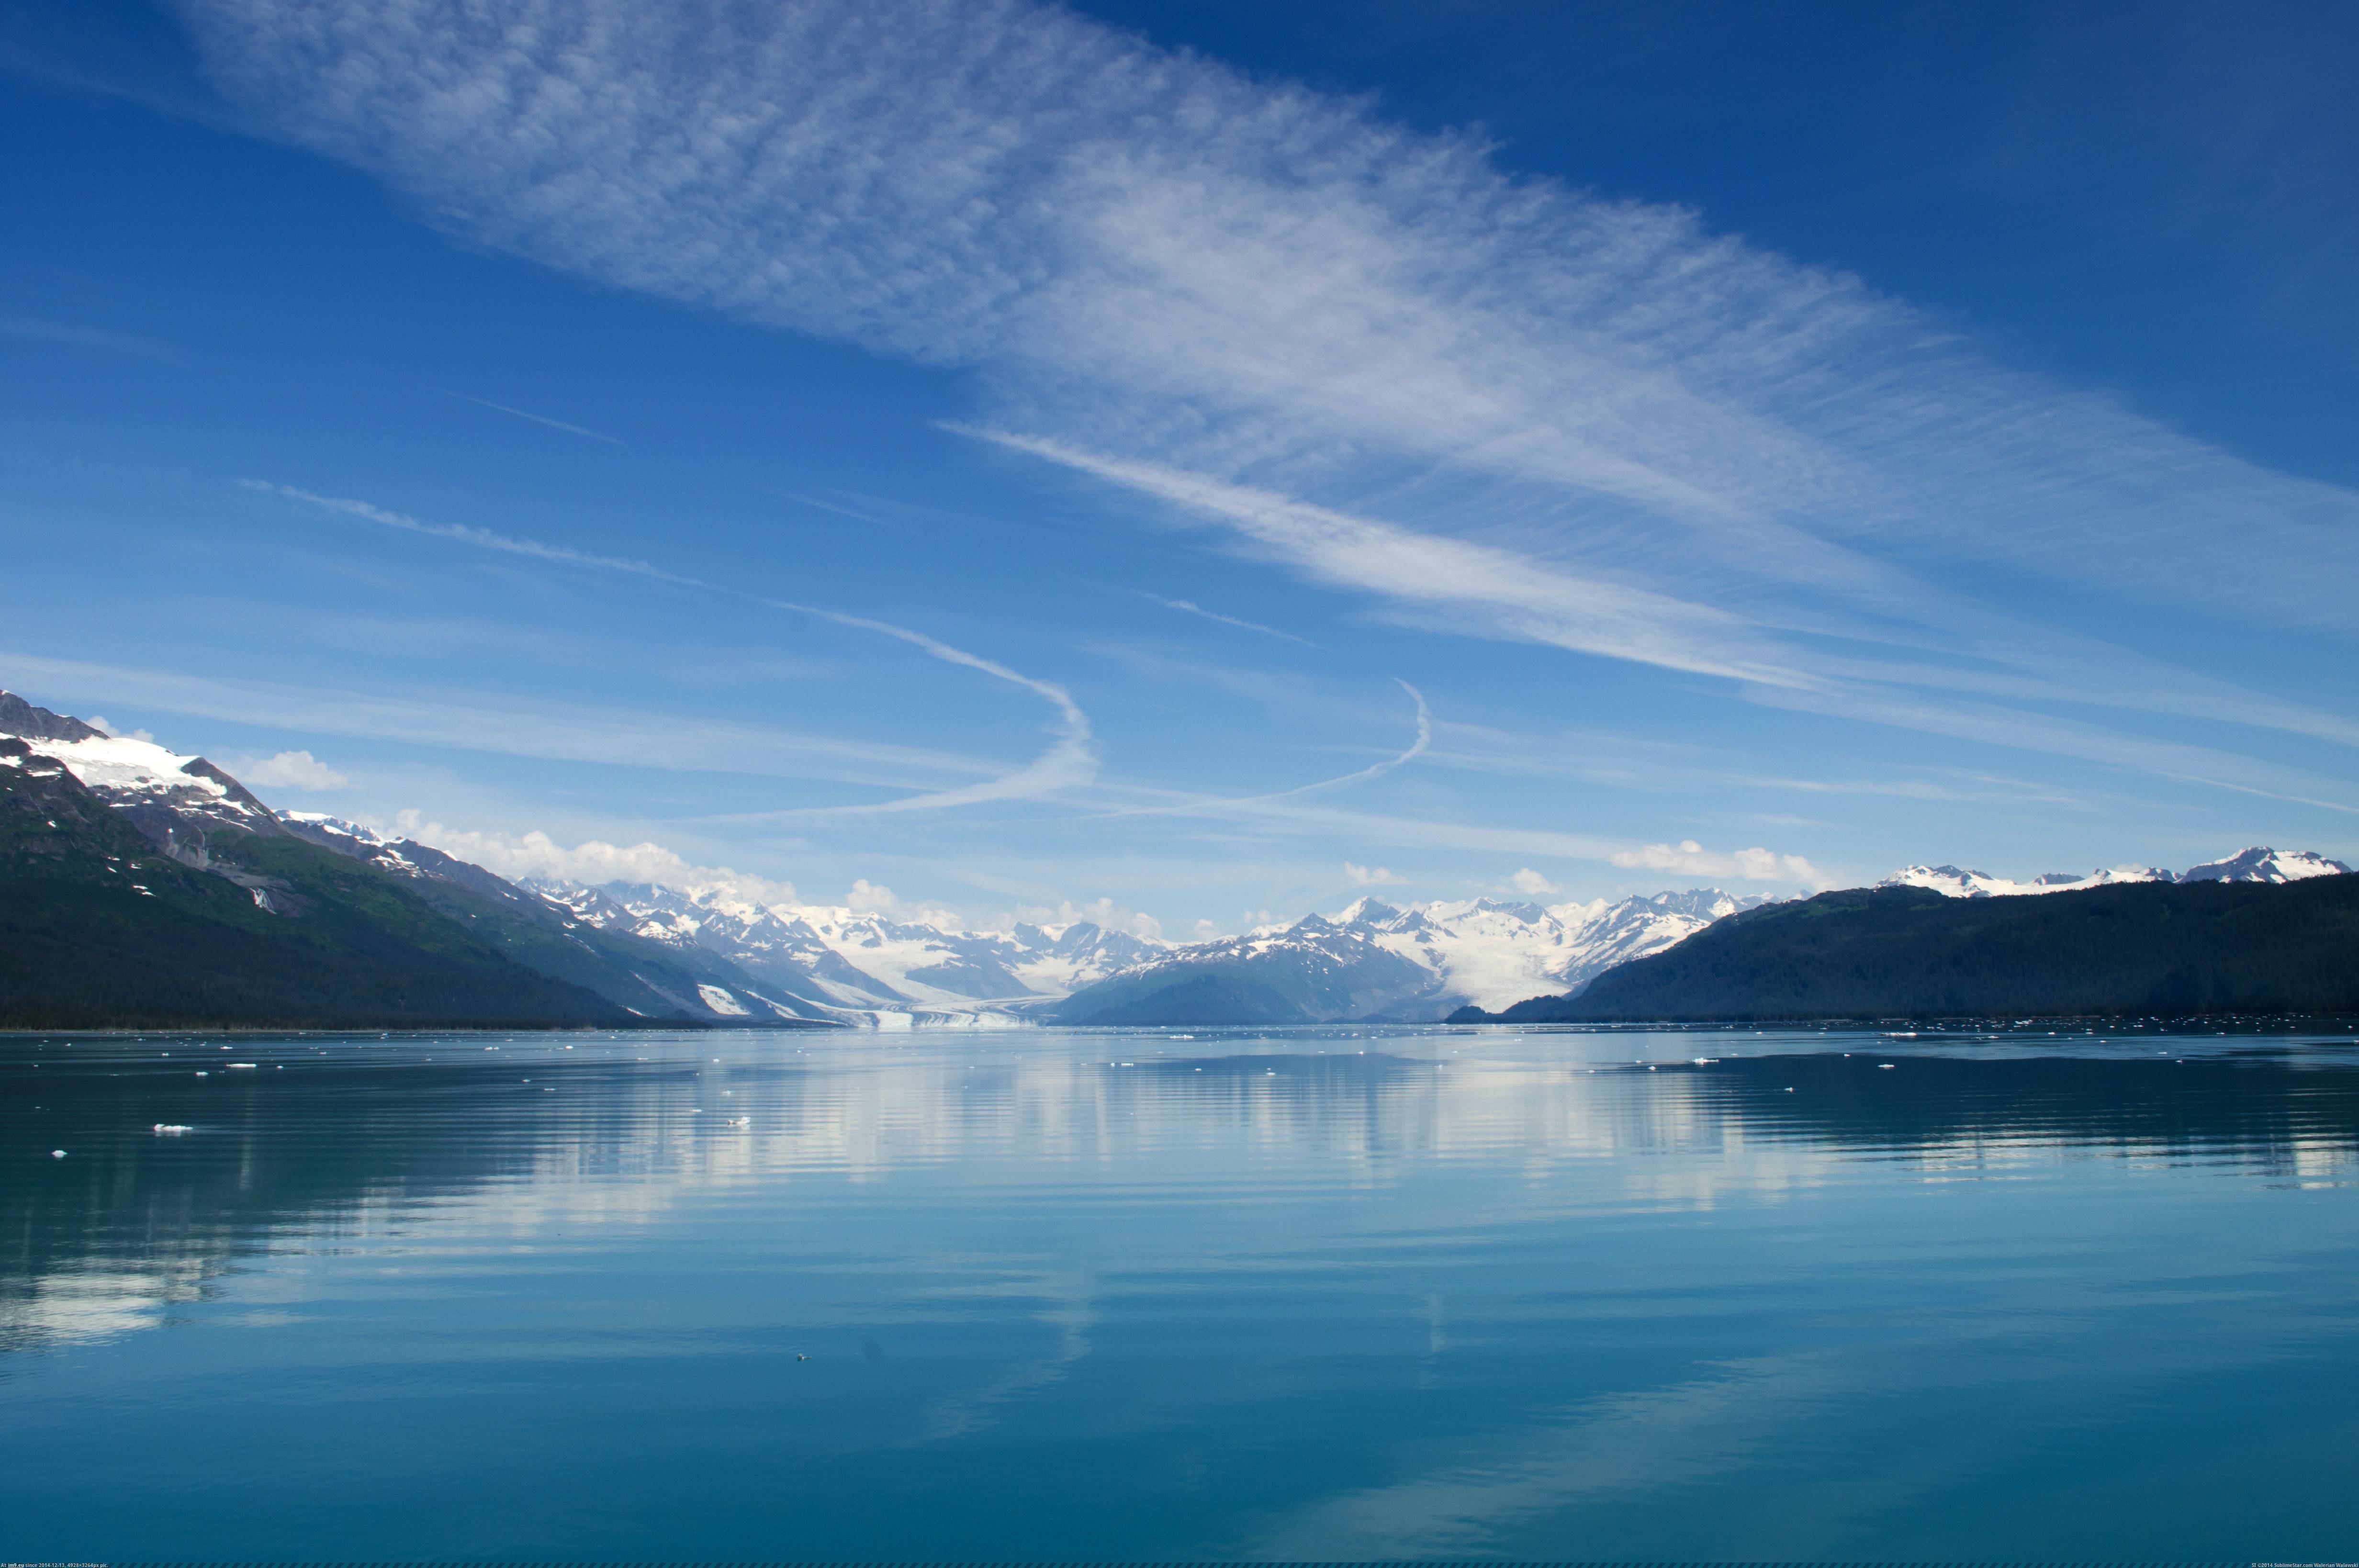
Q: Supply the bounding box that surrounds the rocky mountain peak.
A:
[0,690,108,744]
[2178,846,2351,884]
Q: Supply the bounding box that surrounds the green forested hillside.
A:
[276,823,830,1022]
[1,740,639,1029]
[1456,878,2359,1022]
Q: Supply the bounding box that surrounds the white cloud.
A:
[1110,678,1430,820]
[753,603,1098,814]
[248,481,697,583]
[979,435,2359,787]
[845,877,899,913]
[990,895,1164,941]
[1609,840,1826,886]
[173,0,2359,806]
[1130,591,1318,648]
[1,648,993,788]
[1507,867,1558,895]
[981,433,1790,686]
[839,877,966,928]
[237,749,351,791]
[1344,861,1401,885]
[82,716,157,743]
[241,483,1100,816]
[394,814,798,906]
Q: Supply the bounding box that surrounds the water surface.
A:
[5,1023,2358,1558]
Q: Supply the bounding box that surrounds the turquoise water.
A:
[5,1023,2358,1559]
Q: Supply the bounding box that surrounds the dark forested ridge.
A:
[1,684,842,1031]
[0,738,646,1030]
[1452,877,2359,1023]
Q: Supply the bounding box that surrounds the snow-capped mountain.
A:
[2176,847,2351,884]
[1884,847,2350,898]
[1053,888,1775,1025]
[279,818,825,1023]
[1883,863,2173,898]
[1,691,278,868]
[521,882,1767,1027]
[1337,889,1775,1010]
[0,691,826,1027]
[529,880,1165,1026]
[22,687,2347,1032]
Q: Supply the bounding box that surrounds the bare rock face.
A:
[0,690,106,743]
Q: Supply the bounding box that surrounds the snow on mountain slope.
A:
[1054,887,1776,1024]
[2177,847,2351,883]
[15,731,276,843]
[1056,911,1440,1024]
[281,812,388,846]
[281,818,829,1024]
[544,881,1766,1026]
[1882,863,2172,898]
[2,692,283,876]
[1886,847,2349,897]
[1340,889,1774,1012]
[525,881,1163,1024]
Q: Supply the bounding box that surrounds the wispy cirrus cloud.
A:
[757,601,1098,814]
[170,0,2359,808]
[1127,590,1318,648]
[440,390,622,444]
[247,480,698,583]
[1101,678,1429,821]
[244,480,1098,811]
[978,430,2359,804]
[781,493,921,535]
[0,648,992,788]
[981,429,1797,686]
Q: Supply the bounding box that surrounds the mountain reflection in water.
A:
[4,1025,2358,1559]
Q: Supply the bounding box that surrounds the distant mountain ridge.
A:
[1882,847,2349,899]
[1455,877,2359,1023]
[1050,888,1774,1024]
[0,684,1786,1030]
[11,687,2354,1030]
[527,878,1162,1025]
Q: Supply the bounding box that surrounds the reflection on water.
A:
[4,1025,2359,1558]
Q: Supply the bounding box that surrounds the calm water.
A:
[5,1023,2359,1559]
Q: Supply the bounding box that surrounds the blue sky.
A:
[3,0,2354,936]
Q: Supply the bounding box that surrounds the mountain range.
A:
[1048,890,1771,1024]
[5,688,2352,1028]
[0,690,1771,1027]
[1456,876,2359,1023]
[1879,848,2348,898]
